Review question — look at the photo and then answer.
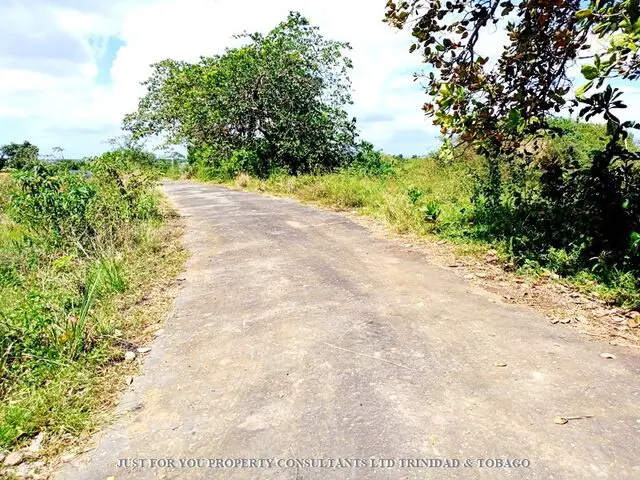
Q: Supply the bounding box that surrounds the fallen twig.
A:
[323,342,412,370]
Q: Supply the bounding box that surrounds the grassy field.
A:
[0,157,187,472]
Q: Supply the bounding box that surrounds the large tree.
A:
[124,12,358,176]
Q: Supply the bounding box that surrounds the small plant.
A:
[65,274,100,360]
[95,257,127,294]
[419,200,442,222]
[236,172,251,188]
[545,247,583,276]
[407,187,424,205]
[631,232,640,254]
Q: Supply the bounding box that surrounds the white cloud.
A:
[0,0,440,157]
[3,1,638,159]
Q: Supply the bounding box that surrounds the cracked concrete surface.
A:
[58,181,640,479]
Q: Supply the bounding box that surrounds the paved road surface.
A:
[59,181,640,479]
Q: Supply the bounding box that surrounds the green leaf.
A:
[576,81,594,99]
[611,33,628,48]
[575,8,592,19]
[506,108,523,130]
[581,64,599,80]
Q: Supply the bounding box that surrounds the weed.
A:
[66,274,100,360]
[407,187,424,205]
[420,200,442,222]
[97,256,128,294]
[235,172,251,188]
[0,151,187,455]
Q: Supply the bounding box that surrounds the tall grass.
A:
[243,156,476,238]
[0,152,186,456]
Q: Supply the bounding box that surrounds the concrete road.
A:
[59,181,640,479]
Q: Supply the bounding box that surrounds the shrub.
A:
[407,187,424,205]
[90,150,160,225]
[218,149,264,179]
[420,200,442,223]
[9,164,97,244]
[8,152,160,249]
[350,142,394,176]
[470,118,640,288]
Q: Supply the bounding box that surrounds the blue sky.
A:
[92,36,126,86]
[1,0,637,160]
[0,0,445,159]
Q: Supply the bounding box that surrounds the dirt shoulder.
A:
[351,213,640,349]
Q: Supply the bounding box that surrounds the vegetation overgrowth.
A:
[0,147,186,458]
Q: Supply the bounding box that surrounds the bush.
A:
[8,153,159,249]
[90,150,160,225]
[547,118,615,166]
[218,149,263,179]
[235,172,251,188]
[9,164,98,245]
[350,142,394,176]
[470,118,640,299]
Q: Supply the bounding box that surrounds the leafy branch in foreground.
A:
[385,1,639,153]
[385,0,640,277]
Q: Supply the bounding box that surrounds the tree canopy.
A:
[385,0,640,156]
[124,12,359,176]
[0,141,39,170]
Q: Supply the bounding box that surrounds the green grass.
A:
[0,161,187,466]
[243,157,477,238]
[0,216,186,455]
